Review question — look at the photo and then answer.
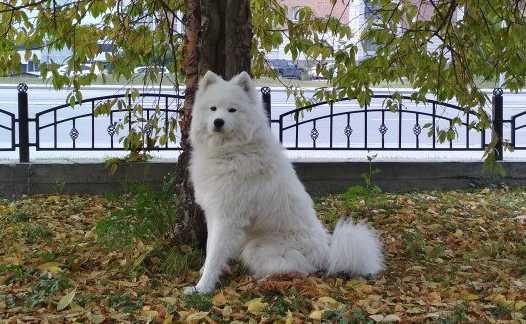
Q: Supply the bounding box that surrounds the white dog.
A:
[184,71,383,294]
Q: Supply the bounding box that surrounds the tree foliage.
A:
[2,0,183,89]
[1,0,524,156]
[254,0,526,159]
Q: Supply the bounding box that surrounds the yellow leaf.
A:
[222,305,233,317]
[487,293,504,302]
[163,314,173,324]
[461,293,479,301]
[178,310,191,320]
[186,311,209,322]
[309,310,325,320]
[356,284,374,294]
[514,301,526,311]
[346,278,366,289]
[487,293,511,306]
[142,310,158,321]
[38,262,62,274]
[245,298,268,315]
[317,296,340,309]
[69,303,84,313]
[453,229,463,238]
[366,306,382,315]
[57,289,76,311]
[160,297,178,305]
[511,312,524,320]
[285,310,294,324]
[212,292,227,306]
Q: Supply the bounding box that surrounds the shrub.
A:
[96,174,177,249]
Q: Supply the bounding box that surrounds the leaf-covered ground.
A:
[1,187,526,323]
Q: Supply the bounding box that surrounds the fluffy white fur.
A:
[184,71,383,294]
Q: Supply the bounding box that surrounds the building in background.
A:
[16,43,111,76]
[16,46,71,76]
[268,0,351,61]
[350,0,457,59]
[274,0,391,62]
[273,0,462,64]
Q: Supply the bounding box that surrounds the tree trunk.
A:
[200,0,252,78]
[171,0,207,247]
[223,0,252,78]
[172,0,252,248]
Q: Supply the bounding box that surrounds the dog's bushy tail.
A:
[327,219,383,276]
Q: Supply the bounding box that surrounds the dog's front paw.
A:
[183,284,213,295]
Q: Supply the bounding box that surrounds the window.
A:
[362,0,380,53]
[290,6,301,21]
[27,60,39,72]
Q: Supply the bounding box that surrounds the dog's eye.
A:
[210,106,217,111]
[228,108,237,113]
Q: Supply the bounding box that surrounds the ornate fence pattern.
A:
[1,83,525,162]
[273,96,486,151]
[33,93,183,151]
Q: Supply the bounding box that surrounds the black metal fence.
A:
[274,95,486,151]
[1,83,525,163]
[33,93,183,151]
[10,83,184,162]
[267,87,525,160]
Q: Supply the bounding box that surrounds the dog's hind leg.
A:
[240,237,317,278]
[184,222,244,294]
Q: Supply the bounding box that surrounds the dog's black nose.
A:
[214,118,225,129]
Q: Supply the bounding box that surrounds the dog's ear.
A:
[199,71,220,91]
[231,71,253,94]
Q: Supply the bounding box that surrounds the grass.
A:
[23,223,52,244]
[183,293,213,312]
[108,293,144,313]
[0,186,525,322]
[7,210,32,222]
[159,246,203,278]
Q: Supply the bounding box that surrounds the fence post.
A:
[18,83,30,163]
[261,86,271,126]
[492,88,503,161]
